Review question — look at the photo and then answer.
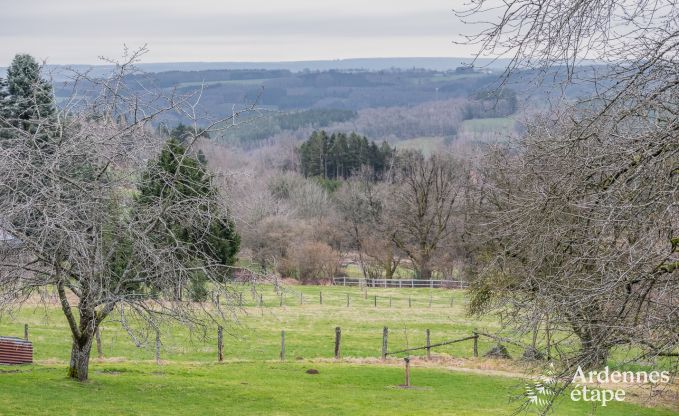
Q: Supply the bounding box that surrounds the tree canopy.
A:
[299,130,393,180]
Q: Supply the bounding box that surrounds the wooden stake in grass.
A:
[280,330,285,361]
[155,330,161,365]
[450,296,454,307]
[374,295,377,307]
[408,296,412,308]
[95,327,103,359]
[404,357,411,387]
[24,324,28,341]
[426,329,431,360]
[319,291,322,305]
[334,327,341,359]
[217,326,224,362]
[382,327,388,360]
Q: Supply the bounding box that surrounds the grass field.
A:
[392,137,447,156]
[1,285,677,415]
[460,117,516,134]
[2,362,676,416]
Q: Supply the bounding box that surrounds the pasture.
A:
[0,285,677,415]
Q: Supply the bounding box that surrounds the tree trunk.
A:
[580,336,609,369]
[384,263,394,279]
[416,253,432,279]
[68,335,94,381]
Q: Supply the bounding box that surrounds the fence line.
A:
[333,277,468,289]
[385,334,478,356]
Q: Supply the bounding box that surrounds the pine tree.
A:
[137,138,240,299]
[5,54,55,130]
[299,130,394,180]
[0,78,9,139]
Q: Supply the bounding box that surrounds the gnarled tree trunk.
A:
[68,334,94,381]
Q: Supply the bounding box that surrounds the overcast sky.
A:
[0,0,483,65]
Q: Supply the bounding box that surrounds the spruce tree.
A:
[137,138,240,299]
[5,54,55,129]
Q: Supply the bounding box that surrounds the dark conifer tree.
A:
[137,138,240,299]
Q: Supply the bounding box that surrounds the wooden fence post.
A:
[382,327,388,360]
[319,291,323,305]
[545,313,551,361]
[374,295,377,307]
[280,330,285,361]
[217,326,224,362]
[404,357,411,387]
[95,327,103,359]
[334,327,342,359]
[473,331,479,358]
[23,324,28,341]
[426,329,431,360]
[155,330,161,365]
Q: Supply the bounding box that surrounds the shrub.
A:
[282,241,339,284]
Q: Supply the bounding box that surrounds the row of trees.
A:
[0,52,240,381]
[298,130,394,180]
[230,148,466,283]
[336,153,465,280]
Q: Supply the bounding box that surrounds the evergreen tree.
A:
[137,138,240,299]
[169,123,210,145]
[0,78,9,139]
[4,54,55,131]
[299,130,394,180]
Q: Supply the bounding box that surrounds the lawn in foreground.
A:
[0,361,675,416]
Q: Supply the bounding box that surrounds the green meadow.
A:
[0,285,676,415]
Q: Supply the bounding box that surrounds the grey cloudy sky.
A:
[0,0,481,65]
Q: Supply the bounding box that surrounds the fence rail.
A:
[332,277,468,289]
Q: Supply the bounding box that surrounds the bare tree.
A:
[0,49,245,381]
[460,0,679,411]
[388,152,465,279]
[334,169,402,279]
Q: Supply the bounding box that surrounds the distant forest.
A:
[299,131,393,180]
[49,65,591,148]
